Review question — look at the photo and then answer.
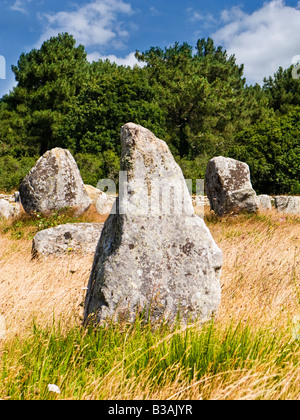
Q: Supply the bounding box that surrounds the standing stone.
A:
[205,156,259,216]
[19,148,91,215]
[84,123,222,325]
[275,196,300,214]
[258,195,272,210]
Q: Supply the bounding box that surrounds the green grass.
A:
[0,208,80,240]
[1,318,299,400]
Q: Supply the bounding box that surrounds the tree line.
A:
[0,33,299,194]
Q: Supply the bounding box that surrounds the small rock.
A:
[32,223,104,257]
[275,196,300,215]
[84,184,116,215]
[84,184,105,203]
[0,199,21,219]
[258,194,272,210]
[205,156,259,216]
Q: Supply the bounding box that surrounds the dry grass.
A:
[210,210,300,328]
[0,207,299,400]
[0,207,299,331]
[0,235,93,336]
[0,204,108,336]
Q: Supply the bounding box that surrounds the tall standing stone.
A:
[84,123,222,325]
[19,148,91,215]
[205,156,259,216]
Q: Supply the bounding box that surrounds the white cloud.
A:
[87,51,141,67]
[213,0,300,84]
[186,7,216,25]
[292,55,300,65]
[36,0,134,50]
[220,6,246,24]
[186,8,203,23]
[10,0,31,14]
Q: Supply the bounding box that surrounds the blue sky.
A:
[1,0,300,97]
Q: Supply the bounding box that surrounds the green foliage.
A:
[263,65,300,114]
[1,208,83,240]
[0,102,31,157]
[0,155,36,192]
[74,150,120,187]
[5,33,89,155]
[136,38,269,160]
[64,61,165,155]
[230,106,300,194]
[290,180,300,195]
[0,33,299,194]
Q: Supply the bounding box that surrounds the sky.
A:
[1,0,300,97]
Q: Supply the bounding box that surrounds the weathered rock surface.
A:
[0,199,21,219]
[258,194,272,210]
[19,148,91,215]
[205,156,259,216]
[96,194,116,215]
[84,123,223,325]
[0,193,18,203]
[32,223,104,257]
[84,184,117,215]
[275,196,300,214]
[84,185,105,203]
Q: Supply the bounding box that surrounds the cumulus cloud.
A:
[213,0,300,84]
[36,0,134,50]
[87,51,141,67]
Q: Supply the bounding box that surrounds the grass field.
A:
[0,207,299,400]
